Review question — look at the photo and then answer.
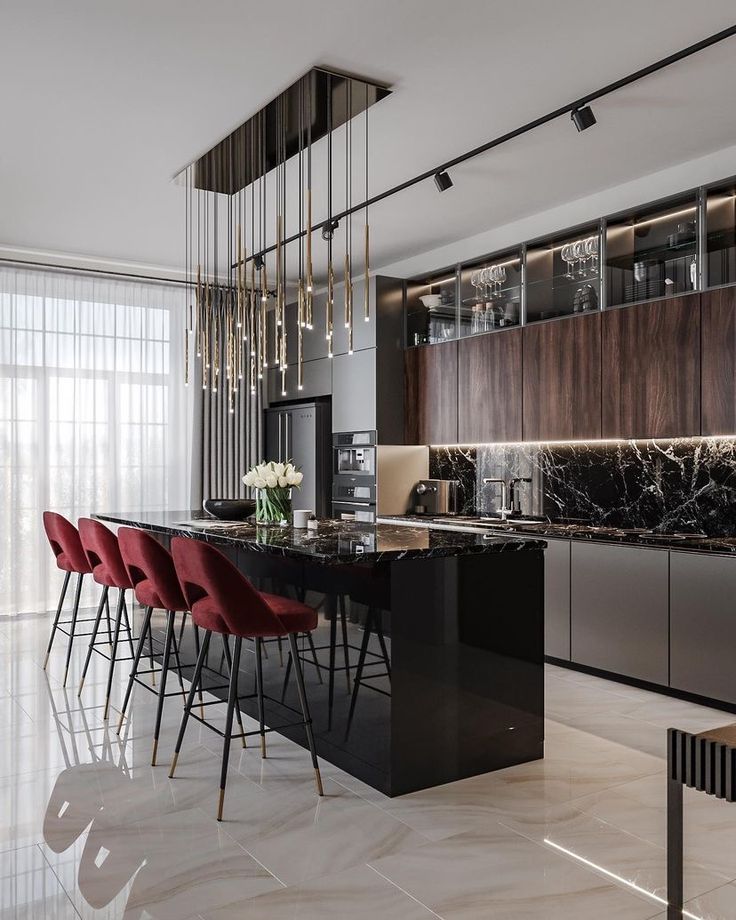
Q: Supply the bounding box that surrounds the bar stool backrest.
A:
[118,527,187,612]
[78,518,133,589]
[43,512,92,574]
[171,536,287,637]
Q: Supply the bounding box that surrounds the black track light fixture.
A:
[434,170,453,193]
[321,218,340,241]
[571,105,597,132]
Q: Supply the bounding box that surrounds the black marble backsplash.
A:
[430,438,736,535]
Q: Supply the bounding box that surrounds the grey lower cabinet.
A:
[571,542,669,685]
[544,537,571,661]
[670,552,736,704]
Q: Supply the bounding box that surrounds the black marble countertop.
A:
[93,511,546,565]
[379,514,736,555]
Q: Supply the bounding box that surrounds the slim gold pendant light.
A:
[178,69,387,393]
[364,87,370,323]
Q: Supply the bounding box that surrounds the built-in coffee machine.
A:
[332,431,377,521]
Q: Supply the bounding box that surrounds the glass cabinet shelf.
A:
[525,226,601,323]
[606,194,698,307]
[406,269,458,346]
[459,250,521,336]
[706,182,736,288]
[403,173,736,348]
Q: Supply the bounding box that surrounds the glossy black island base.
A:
[95,512,546,796]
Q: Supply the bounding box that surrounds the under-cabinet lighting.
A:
[416,276,456,288]
[607,205,697,231]
[429,434,736,449]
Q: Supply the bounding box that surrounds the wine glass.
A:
[561,243,574,279]
[573,240,586,276]
[585,236,598,274]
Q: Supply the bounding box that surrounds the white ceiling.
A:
[2,0,736,280]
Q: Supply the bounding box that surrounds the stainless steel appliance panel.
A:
[413,479,460,515]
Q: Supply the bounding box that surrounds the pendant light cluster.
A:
[179,68,391,406]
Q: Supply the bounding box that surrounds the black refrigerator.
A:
[264,400,331,518]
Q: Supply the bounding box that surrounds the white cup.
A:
[293,509,313,529]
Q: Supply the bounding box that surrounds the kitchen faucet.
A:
[482,478,513,520]
[509,477,532,514]
[482,476,532,519]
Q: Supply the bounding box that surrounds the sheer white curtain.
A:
[0,265,192,616]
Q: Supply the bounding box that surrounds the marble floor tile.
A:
[0,844,81,919]
[42,806,281,920]
[649,879,736,919]
[232,778,428,886]
[572,772,736,880]
[369,822,663,919]
[7,608,736,919]
[498,801,728,905]
[201,864,439,920]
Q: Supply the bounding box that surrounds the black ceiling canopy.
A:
[185,67,391,196]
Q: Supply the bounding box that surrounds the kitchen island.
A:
[95,511,546,796]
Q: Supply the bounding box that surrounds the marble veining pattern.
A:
[431,437,736,536]
[92,510,544,563]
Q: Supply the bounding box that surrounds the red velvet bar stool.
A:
[168,536,323,821]
[77,518,137,720]
[116,527,247,765]
[42,512,101,687]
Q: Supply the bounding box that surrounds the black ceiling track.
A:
[184,67,391,195]
[225,22,736,270]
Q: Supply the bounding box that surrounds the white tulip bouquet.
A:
[243,460,303,524]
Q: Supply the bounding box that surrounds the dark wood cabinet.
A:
[702,286,736,435]
[522,313,601,441]
[601,294,701,439]
[458,329,522,443]
[404,341,458,444]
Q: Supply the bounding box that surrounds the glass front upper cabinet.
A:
[706,181,736,288]
[525,225,601,324]
[406,268,458,346]
[458,250,522,336]
[605,194,698,308]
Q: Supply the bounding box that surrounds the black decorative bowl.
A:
[202,498,256,521]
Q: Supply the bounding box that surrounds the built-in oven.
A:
[331,499,376,523]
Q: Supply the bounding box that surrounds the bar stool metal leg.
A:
[62,572,85,687]
[339,594,351,692]
[374,610,391,680]
[222,635,247,748]
[120,595,136,661]
[104,591,113,646]
[217,636,243,821]
[170,630,212,778]
[43,571,71,670]
[103,588,126,721]
[345,606,375,739]
[151,610,176,765]
[169,620,186,699]
[117,605,154,733]
[78,585,110,695]
[193,624,205,718]
[43,572,72,671]
[287,632,323,796]
[255,637,267,757]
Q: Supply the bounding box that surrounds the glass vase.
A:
[255,488,291,525]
